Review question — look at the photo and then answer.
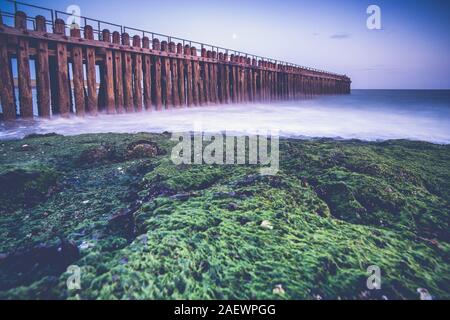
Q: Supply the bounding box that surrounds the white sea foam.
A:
[1,90,450,143]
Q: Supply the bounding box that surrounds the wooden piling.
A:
[70,28,85,116]
[177,43,185,106]
[132,35,143,112]
[161,41,172,108]
[223,53,230,104]
[15,12,33,118]
[112,31,124,113]
[122,33,134,112]
[169,42,180,107]
[34,15,50,118]
[184,45,193,107]
[152,38,163,110]
[142,37,152,111]
[84,25,98,115]
[100,29,115,113]
[54,19,70,117]
[191,47,200,106]
[0,35,15,120]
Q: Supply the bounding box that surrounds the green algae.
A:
[0,133,449,299]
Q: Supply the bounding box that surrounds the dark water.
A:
[1,90,450,143]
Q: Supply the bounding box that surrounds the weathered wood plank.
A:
[101,30,115,113]
[152,39,163,110]
[54,19,70,117]
[177,43,186,107]
[142,37,152,111]
[34,17,51,118]
[122,33,134,112]
[112,31,124,113]
[0,35,16,120]
[17,38,33,118]
[70,28,85,116]
[184,45,193,107]
[191,47,200,106]
[202,50,211,104]
[223,54,230,104]
[83,25,98,115]
[132,36,143,112]
[169,42,180,107]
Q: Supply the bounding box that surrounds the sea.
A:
[1,90,450,144]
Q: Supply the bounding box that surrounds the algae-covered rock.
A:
[0,162,58,211]
[77,145,116,165]
[126,140,161,159]
[0,133,449,300]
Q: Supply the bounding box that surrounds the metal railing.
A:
[0,0,347,77]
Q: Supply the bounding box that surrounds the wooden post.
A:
[132,35,143,112]
[122,33,134,112]
[15,12,33,118]
[218,52,225,103]
[169,42,180,107]
[223,53,230,104]
[204,50,212,104]
[70,28,85,116]
[252,58,257,102]
[142,37,152,111]
[202,49,210,104]
[33,15,51,118]
[0,35,15,120]
[191,47,200,106]
[212,51,219,104]
[247,58,253,102]
[152,38,163,110]
[54,19,70,117]
[231,55,238,103]
[101,29,115,113]
[177,43,186,106]
[112,31,124,113]
[161,41,172,108]
[184,45,193,107]
[84,25,97,115]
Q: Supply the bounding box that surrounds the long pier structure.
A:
[0,1,351,120]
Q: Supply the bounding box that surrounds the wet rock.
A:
[107,207,136,240]
[126,140,162,159]
[169,192,198,201]
[213,191,237,199]
[78,240,95,251]
[78,145,116,165]
[0,237,79,291]
[19,144,34,151]
[226,202,239,211]
[0,165,58,210]
[24,132,60,139]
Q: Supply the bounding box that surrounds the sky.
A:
[1,0,449,89]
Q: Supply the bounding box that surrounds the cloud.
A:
[330,33,351,39]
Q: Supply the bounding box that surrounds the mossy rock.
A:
[0,162,58,212]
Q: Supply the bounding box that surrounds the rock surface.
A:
[0,133,449,300]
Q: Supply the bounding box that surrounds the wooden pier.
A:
[0,4,351,121]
